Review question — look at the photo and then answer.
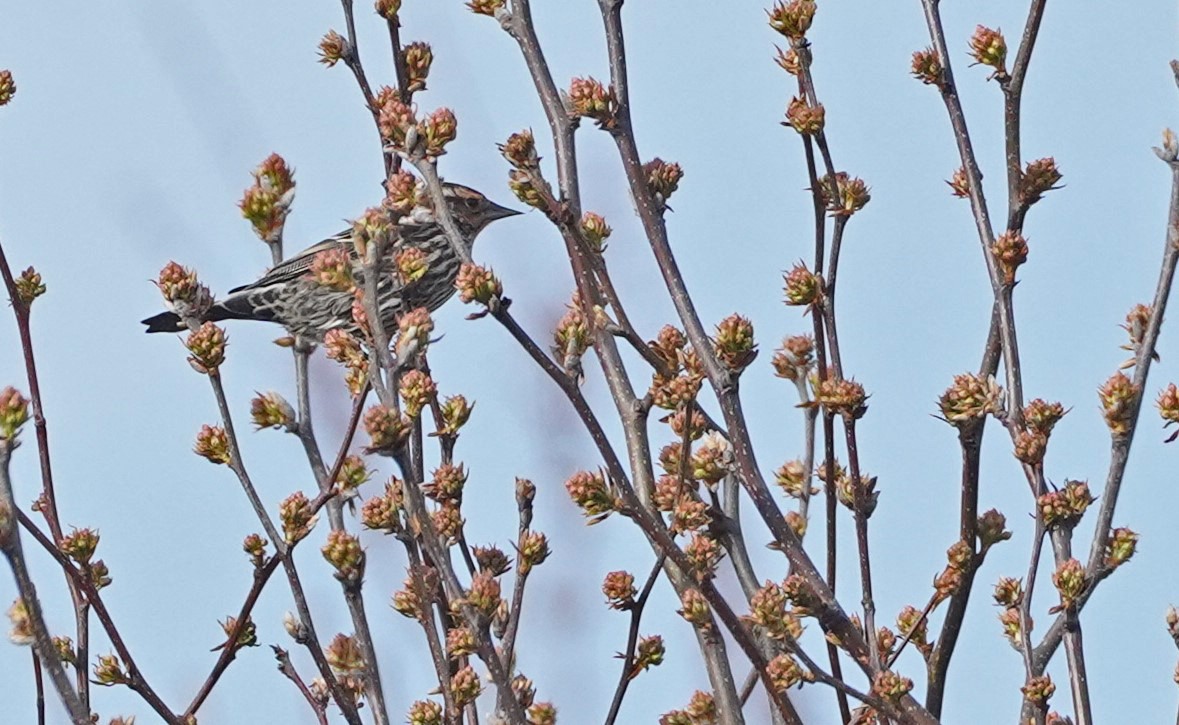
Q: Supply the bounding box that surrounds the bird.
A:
[141,183,519,340]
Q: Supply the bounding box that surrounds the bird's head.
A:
[440,182,521,238]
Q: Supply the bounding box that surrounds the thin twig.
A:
[273,645,330,725]
[0,444,90,724]
[603,555,665,725]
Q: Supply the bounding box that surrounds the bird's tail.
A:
[141,294,265,333]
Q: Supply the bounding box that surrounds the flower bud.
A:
[767,0,817,40]
[14,267,45,305]
[0,70,15,106]
[251,391,296,431]
[968,25,1007,74]
[911,47,943,86]
[0,387,29,441]
[419,107,457,157]
[318,30,348,67]
[402,42,433,92]
[1098,371,1139,437]
[186,323,227,374]
[455,263,503,305]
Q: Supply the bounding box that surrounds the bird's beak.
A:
[488,201,523,220]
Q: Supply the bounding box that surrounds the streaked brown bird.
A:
[142,183,518,340]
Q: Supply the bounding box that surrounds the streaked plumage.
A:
[142,183,518,339]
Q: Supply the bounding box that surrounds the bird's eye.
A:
[464,197,481,210]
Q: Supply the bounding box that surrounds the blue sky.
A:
[2,1,1178,723]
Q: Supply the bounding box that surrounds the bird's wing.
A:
[228,231,352,293]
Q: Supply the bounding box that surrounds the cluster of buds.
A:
[872,670,914,705]
[713,313,757,372]
[947,166,970,198]
[250,391,296,431]
[398,370,437,418]
[564,470,616,523]
[406,700,442,725]
[437,394,474,438]
[375,0,401,19]
[771,335,814,383]
[896,605,931,659]
[747,581,803,641]
[402,42,433,93]
[782,573,821,617]
[1024,398,1067,435]
[7,598,32,646]
[469,546,510,580]
[664,407,707,442]
[155,262,212,321]
[767,0,817,40]
[554,296,591,378]
[217,615,258,653]
[308,248,355,292]
[239,153,296,243]
[1013,428,1046,465]
[567,76,617,129]
[392,566,437,620]
[500,129,539,172]
[1098,371,1140,436]
[318,30,348,67]
[60,528,100,566]
[910,47,943,86]
[322,530,365,583]
[279,491,319,544]
[364,405,410,454]
[423,463,467,505]
[186,323,228,374]
[977,508,1012,550]
[643,158,683,206]
[628,635,665,678]
[774,46,801,75]
[193,424,230,464]
[774,460,816,498]
[0,387,29,441]
[1121,303,1157,369]
[651,369,704,411]
[396,307,434,363]
[968,25,1008,77]
[783,263,821,307]
[385,170,424,215]
[466,0,505,16]
[784,96,825,136]
[463,570,503,620]
[450,666,483,707]
[997,603,1028,651]
[1021,675,1056,708]
[325,633,365,675]
[243,534,268,569]
[580,212,612,253]
[93,653,128,686]
[814,377,868,419]
[683,532,724,580]
[767,653,811,691]
[446,626,477,659]
[833,467,878,517]
[990,230,1028,285]
[361,479,405,532]
[1050,558,1087,613]
[419,108,458,157]
[14,267,45,305]
[1020,157,1063,206]
[602,570,637,610]
[938,373,1004,426]
[1037,480,1094,530]
[507,168,546,210]
[0,69,14,106]
[455,263,503,307]
[819,172,871,216]
[677,589,712,628]
[323,328,368,397]
[517,530,551,574]
[1104,527,1139,569]
[335,454,372,503]
[690,431,732,487]
[933,540,974,604]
